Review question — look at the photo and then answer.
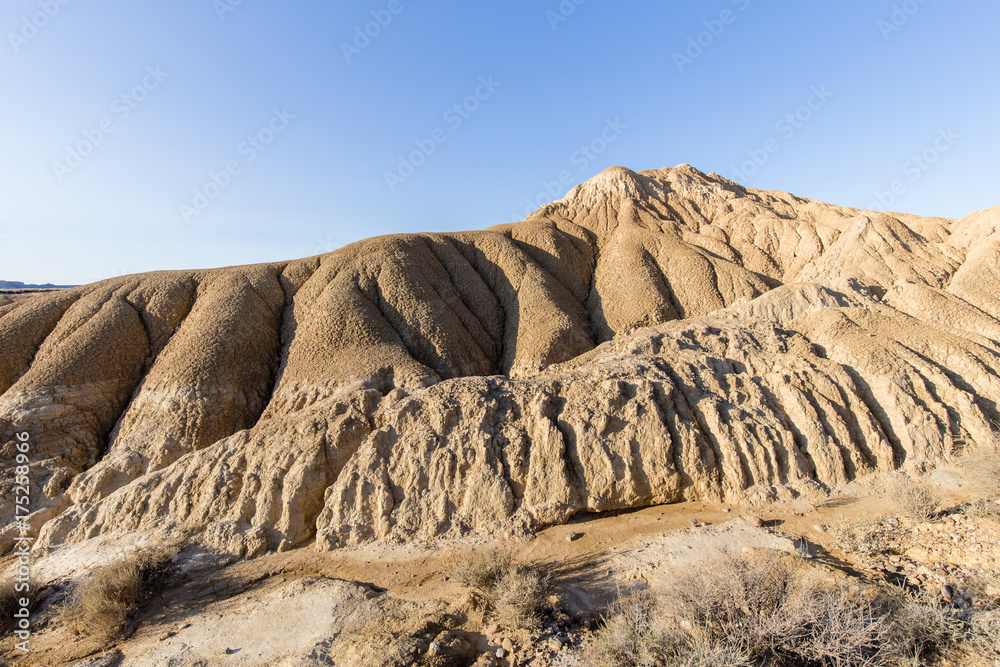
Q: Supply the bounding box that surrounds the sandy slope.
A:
[1,164,999,562]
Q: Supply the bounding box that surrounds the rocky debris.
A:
[836,510,1000,607]
[2,164,1000,557]
[68,651,124,667]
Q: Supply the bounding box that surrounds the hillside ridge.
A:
[2,164,999,557]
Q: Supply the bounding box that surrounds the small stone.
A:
[502,638,514,652]
[747,515,764,528]
[814,524,828,533]
[567,532,584,542]
[940,584,956,601]
[496,647,506,658]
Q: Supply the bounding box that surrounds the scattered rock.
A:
[69,652,124,667]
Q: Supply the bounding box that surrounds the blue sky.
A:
[2,0,998,285]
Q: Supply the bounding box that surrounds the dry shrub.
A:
[887,475,939,522]
[663,550,893,666]
[589,549,973,667]
[588,591,672,667]
[454,546,550,631]
[962,497,1000,522]
[830,517,895,561]
[883,588,965,661]
[966,610,1000,661]
[62,547,174,641]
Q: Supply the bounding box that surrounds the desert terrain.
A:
[2,164,999,665]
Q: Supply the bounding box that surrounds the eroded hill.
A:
[2,164,999,557]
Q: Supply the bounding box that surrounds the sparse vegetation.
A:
[830,517,895,560]
[962,497,1000,521]
[1,577,45,635]
[589,549,989,667]
[61,547,174,641]
[887,475,939,522]
[589,591,670,667]
[454,546,551,631]
[959,435,1000,500]
[966,610,1000,661]
[882,587,965,661]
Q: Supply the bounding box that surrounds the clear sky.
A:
[2,0,998,285]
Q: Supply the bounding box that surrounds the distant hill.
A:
[0,280,75,289]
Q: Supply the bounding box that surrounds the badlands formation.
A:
[2,164,1000,561]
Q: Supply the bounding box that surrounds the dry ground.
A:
[2,466,998,666]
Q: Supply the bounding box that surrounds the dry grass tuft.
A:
[966,610,1000,661]
[588,590,672,667]
[883,587,965,661]
[959,434,1000,501]
[1,577,45,634]
[830,517,895,561]
[454,546,550,631]
[887,475,939,522]
[589,549,979,667]
[962,497,1000,522]
[62,546,174,641]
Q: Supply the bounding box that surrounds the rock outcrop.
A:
[3,164,999,556]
